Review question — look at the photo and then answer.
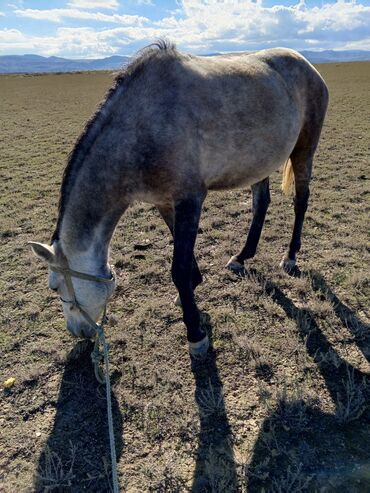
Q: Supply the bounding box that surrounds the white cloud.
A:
[3,1,370,57]
[134,0,154,4]
[0,27,120,58]
[0,12,5,16]
[67,0,119,9]
[14,8,148,25]
[343,36,370,50]
[158,0,370,52]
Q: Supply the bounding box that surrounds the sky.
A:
[1,0,370,58]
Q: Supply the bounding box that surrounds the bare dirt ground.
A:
[0,62,369,492]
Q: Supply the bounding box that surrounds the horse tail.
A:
[281,159,294,195]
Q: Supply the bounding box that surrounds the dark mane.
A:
[51,40,177,243]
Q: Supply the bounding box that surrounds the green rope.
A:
[92,324,119,493]
[50,255,119,493]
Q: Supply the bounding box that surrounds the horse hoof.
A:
[226,255,244,273]
[174,294,182,307]
[188,334,209,359]
[280,257,296,273]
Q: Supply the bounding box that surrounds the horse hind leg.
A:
[280,154,312,273]
[226,177,270,272]
[280,112,326,273]
[281,74,328,273]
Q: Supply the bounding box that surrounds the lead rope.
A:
[52,262,120,493]
[91,320,119,493]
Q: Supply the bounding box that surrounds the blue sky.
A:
[1,0,370,58]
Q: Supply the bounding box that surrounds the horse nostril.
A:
[80,326,93,339]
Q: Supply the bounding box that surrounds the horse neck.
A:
[58,181,128,275]
[55,80,132,270]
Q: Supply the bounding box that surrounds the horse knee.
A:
[255,195,270,216]
[252,179,270,215]
[171,262,190,290]
[192,267,203,288]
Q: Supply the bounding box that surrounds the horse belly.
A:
[203,155,284,190]
[200,127,298,191]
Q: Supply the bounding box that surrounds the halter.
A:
[49,259,115,330]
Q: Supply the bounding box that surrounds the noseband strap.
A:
[50,257,114,329]
[50,265,115,284]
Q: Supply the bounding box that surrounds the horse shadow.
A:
[191,312,239,492]
[34,341,123,493]
[245,269,370,491]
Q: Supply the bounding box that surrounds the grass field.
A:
[0,62,369,492]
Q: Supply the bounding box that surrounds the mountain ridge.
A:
[0,54,131,74]
[1,50,370,74]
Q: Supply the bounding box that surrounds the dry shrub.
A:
[36,442,76,491]
[335,365,367,424]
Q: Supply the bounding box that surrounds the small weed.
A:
[255,359,274,382]
[197,380,226,418]
[144,454,186,492]
[246,269,270,296]
[143,402,167,441]
[269,384,315,432]
[257,380,273,404]
[270,463,312,493]
[308,298,334,318]
[243,457,270,484]
[335,365,367,424]
[295,310,313,335]
[205,445,239,492]
[233,334,261,370]
[314,348,343,369]
[261,422,289,457]
[36,442,76,491]
[347,271,370,295]
[344,315,370,342]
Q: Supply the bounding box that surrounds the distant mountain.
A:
[0,54,130,74]
[300,50,370,63]
[202,50,370,63]
[1,50,370,74]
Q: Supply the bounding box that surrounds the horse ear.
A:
[28,241,55,263]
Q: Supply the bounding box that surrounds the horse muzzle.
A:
[67,320,96,339]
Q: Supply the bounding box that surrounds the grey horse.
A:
[30,41,328,358]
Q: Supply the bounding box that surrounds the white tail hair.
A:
[281,159,294,195]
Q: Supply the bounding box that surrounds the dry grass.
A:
[0,63,369,492]
[35,443,76,491]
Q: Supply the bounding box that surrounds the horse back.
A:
[105,47,328,201]
[163,48,327,191]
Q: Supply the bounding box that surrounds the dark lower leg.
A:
[171,195,205,343]
[235,178,270,263]
[286,185,309,261]
[158,205,203,290]
[282,131,317,269]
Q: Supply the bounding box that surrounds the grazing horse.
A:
[30,41,328,358]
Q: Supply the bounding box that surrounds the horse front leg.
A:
[157,204,203,306]
[171,193,209,358]
[226,177,270,272]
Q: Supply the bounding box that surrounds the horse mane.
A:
[51,40,177,243]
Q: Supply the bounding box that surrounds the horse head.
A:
[29,241,116,338]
